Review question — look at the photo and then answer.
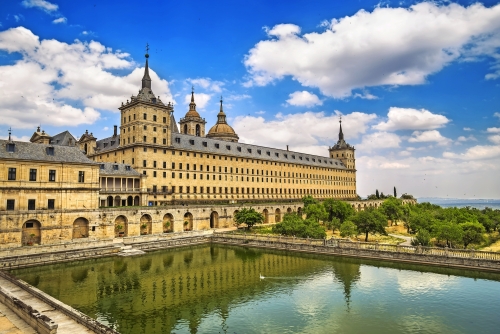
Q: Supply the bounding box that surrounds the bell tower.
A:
[179,88,206,136]
[329,116,355,170]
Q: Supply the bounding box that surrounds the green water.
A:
[11,245,500,334]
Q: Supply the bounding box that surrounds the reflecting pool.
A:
[11,245,500,334]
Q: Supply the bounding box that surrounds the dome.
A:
[185,109,201,118]
[207,122,237,136]
[206,101,239,142]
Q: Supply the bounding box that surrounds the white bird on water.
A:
[260,273,265,279]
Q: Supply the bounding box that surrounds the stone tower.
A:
[329,117,355,170]
[179,88,206,136]
[206,97,239,142]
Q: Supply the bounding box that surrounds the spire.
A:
[339,115,344,141]
[141,43,151,89]
[8,127,12,142]
[191,86,195,103]
[217,96,226,123]
[189,86,196,111]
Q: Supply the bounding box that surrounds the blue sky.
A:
[1,0,500,198]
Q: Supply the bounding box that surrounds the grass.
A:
[325,229,406,245]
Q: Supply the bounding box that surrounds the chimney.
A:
[113,125,117,137]
[286,145,289,151]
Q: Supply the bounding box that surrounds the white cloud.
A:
[188,78,224,93]
[488,135,500,144]
[443,145,500,160]
[255,110,265,115]
[374,107,449,131]
[102,126,109,131]
[244,2,500,97]
[399,150,411,157]
[408,130,452,145]
[353,90,378,100]
[52,17,66,24]
[457,135,477,142]
[463,127,472,131]
[0,134,30,142]
[494,112,500,119]
[379,162,410,169]
[0,27,172,129]
[21,0,58,13]
[183,93,211,110]
[357,131,401,151]
[286,91,323,107]
[13,15,24,22]
[487,127,500,133]
[226,94,251,101]
[233,111,376,155]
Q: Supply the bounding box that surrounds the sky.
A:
[1,0,500,199]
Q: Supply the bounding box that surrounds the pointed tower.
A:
[179,88,207,136]
[30,126,51,144]
[78,129,97,155]
[329,116,355,170]
[206,97,239,142]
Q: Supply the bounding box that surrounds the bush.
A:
[273,213,326,239]
[340,221,357,238]
[411,229,431,246]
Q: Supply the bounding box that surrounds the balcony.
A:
[100,188,142,193]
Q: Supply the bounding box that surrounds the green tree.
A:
[302,195,318,209]
[351,208,388,242]
[367,194,378,200]
[375,189,380,199]
[340,221,358,239]
[380,197,403,226]
[433,222,462,248]
[322,198,355,224]
[460,221,485,249]
[406,210,434,234]
[411,229,432,246]
[273,213,326,239]
[393,186,397,198]
[304,203,328,223]
[325,217,342,233]
[234,208,264,230]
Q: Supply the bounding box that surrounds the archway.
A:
[163,213,174,233]
[127,196,133,206]
[183,124,188,134]
[287,207,292,213]
[196,124,200,136]
[183,212,193,231]
[134,196,140,206]
[210,211,219,229]
[358,204,362,212]
[114,215,128,237]
[22,220,41,245]
[275,208,281,223]
[262,209,269,224]
[114,196,121,207]
[73,217,89,239]
[107,196,113,207]
[233,210,239,226]
[297,207,303,218]
[140,214,152,235]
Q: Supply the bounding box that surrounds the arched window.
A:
[183,124,188,134]
[196,124,200,136]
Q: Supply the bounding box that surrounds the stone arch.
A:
[114,196,121,207]
[196,124,200,136]
[297,207,303,218]
[22,220,41,245]
[140,214,152,235]
[73,217,89,239]
[358,204,362,212]
[163,213,174,233]
[127,196,133,206]
[107,196,113,207]
[262,209,269,224]
[275,208,281,223]
[210,211,219,229]
[134,196,140,206]
[287,207,292,213]
[114,215,128,237]
[233,210,239,225]
[183,212,193,231]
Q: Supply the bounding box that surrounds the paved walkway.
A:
[389,233,412,246]
[0,276,94,334]
[0,302,35,334]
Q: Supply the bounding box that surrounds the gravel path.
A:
[389,233,412,246]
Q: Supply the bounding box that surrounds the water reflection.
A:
[11,245,500,334]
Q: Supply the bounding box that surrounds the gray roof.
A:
[95,135,120,153]
[50,130,77,146]
[98,162,140,176]
[171,133,347,169]
[0,140,96,165]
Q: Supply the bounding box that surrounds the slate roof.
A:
[171,133,347,169]
[50,130,78,146]
[95,135,120,153]
[0,140,96,165]
[98,162,140,176]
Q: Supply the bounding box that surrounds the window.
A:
[202,141,207,147]
[6,143,15,152]
[113,164,119,170]
[28,199,36,210]
[6,200,15,210]
[153,137,157,144]
[215,143,219,148]
[190,139,195,145]
[8,168,16,180]
[163,138,166,145]
[48,170,56,182]
[143,160,147,167]
[266,151,270,156]
[48,199,55,210]
[257,150,261,154]
[237,147,241,152]
[143,147,147,152]
[275,153,279,157]
[153,161,157,168]
[78,171,85,183]
[125,166,131,171]
[175,137,180,143]
[153,115,157,121]
[153,171,157,177]
[46,147,54,156]
[143,136,147,142]
[29,169,37,181]
[163,117,166,123]
[172,172,175,178]
[226,145,231,150]
[143,113,147,120]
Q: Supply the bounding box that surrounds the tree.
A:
[367,194,378,200]
[302,195,318,209]
[351,208,388,242]
[375,189,380,199]
[380,197,403,226]
[433,222,462,248]
[273,213,326,239]
[340,221,358,239]
[406,210,434,234]
[234,208,264,230]
[322,198,355,224]
[325,217,342,233]
[411,229,431,246]
[393,186,397,198]
[460,221,485,249]
[304,203,328,223]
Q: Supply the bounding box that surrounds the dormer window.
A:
[257,150,261,154]
[248,148,252,153]
[299,156,303,160]
[202,141,207,147]
[237,147,241,152]
[275,153,279,157]
[125,165,131,171]
[46,147,54,156]
[100,164,105,169]
[284,154,288,158]
[292,155,295,159]
[6,143,15,153]
[103,143,108,148]
[312,158,315,162]
[111,141,115,146]
[266,151,270,156]
[113,165,119,170]
[306,157,310,161]
[226,145,231,150]
[189,139,195,145]
[215,143,220,149]
[175,138,181,143]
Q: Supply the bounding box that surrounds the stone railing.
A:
[0,238,116,257]
[122,230,213,247]
[212,232,500,271]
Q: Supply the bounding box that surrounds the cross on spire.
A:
[145,43,149,54]
[8,127,12,141]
